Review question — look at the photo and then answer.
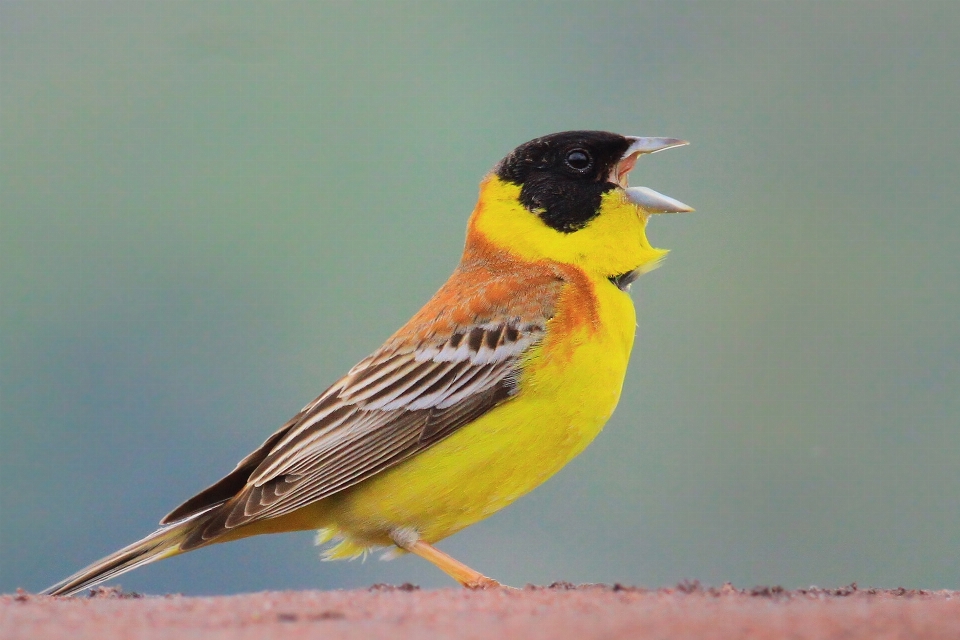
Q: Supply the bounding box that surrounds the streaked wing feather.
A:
[171,257,566,549]
[248,384,509,521]
[160,411,304,525]
[179,322,541,549]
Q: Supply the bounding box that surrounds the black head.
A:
[494,131,633,233]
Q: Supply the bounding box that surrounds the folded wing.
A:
[161,258,565,550]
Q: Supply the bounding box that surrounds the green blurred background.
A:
[2,1,958,595]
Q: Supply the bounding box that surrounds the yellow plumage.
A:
[42,131,690,595]
[303,177,660,558]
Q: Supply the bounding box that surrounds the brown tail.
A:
[40,513,210,597]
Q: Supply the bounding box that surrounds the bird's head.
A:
[468,130,691,288]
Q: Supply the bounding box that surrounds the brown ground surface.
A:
[2,582,959,640]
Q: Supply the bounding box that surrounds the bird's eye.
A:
[564,149,592,172]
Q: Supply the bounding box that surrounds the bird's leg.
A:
[408,541,502,589]
[390,528,502,589]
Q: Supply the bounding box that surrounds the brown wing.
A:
[162,251,565,549]
[173,322,541,549]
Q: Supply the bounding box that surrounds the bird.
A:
[41,130,691,596]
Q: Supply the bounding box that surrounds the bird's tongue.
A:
[614,154,639,188]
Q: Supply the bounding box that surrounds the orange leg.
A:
[391,529,503,589]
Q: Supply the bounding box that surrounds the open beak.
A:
[610,137,694,214]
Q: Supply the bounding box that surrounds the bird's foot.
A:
[463,575,505,590]
[390,529,514,590]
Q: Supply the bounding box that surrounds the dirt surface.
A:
[3,582,959,640]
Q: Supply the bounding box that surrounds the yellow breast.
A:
[324,272,636,549]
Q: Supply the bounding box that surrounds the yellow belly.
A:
[309,277,636,556]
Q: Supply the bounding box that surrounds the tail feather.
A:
[40,517,202,597]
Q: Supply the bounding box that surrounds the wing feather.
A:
[170,257,567,549]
